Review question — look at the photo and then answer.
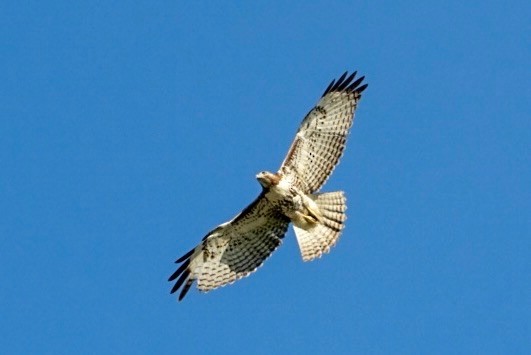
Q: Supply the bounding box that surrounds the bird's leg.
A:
[303,205,323,224]
[300,195,324,225]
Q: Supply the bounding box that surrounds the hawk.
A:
[169,71,368,301]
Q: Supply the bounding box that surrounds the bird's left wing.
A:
[279,71,367,193]
[168,193,290,301]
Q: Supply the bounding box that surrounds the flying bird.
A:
[169,71,368,301]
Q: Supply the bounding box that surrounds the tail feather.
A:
[293,191,347,262]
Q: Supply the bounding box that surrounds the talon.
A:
[302,214,319,224]
[306,206,323,224]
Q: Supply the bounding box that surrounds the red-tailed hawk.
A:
[169,71,368,300]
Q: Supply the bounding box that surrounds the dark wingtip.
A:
[168,259,190,282]
[175,248,194,263]
[322,79,336,97]
[178,279,194,301]
[336,72,356,91]
[336,71,348,84]
[322,71,367,97]
[357,83,368,94]
[347,76,364,91]
[170,269,190,294]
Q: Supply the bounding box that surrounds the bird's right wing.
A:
[168,193,290,301]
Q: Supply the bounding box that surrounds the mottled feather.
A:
[169,193,289,301]
[280,71,367,193]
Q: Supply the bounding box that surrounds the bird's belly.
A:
[266,186,321,229]
[264,185,296,206]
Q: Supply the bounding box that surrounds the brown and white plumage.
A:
[169,193,289,300]
[280,71,367,193]
[169,71,367,301]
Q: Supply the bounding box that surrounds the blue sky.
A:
[1,1,529,354]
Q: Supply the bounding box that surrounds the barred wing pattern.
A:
[280,72,367,193]
[168,193,290,301]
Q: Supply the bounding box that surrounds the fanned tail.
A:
[293,191,347,261]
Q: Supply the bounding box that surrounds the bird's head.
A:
[256,171,280,189]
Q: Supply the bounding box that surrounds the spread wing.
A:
[279,71,368,193]
[168,193,290,301]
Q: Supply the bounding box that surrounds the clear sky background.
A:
[1,1,529,354]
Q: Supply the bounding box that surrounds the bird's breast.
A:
[265,184,293,204]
